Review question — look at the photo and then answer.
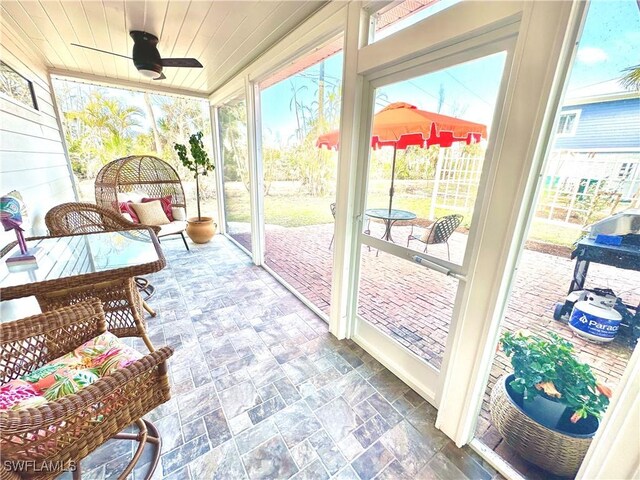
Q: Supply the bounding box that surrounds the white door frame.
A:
[351,35,517,408]
[245,78,265,266]
[333,0,597,452]
[210,104,226,237]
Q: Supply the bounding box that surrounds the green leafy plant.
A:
[500,331,611,423]
[174,131,214,221]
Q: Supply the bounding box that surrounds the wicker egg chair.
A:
[95,155,189,250]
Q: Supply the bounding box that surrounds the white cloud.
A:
[576,47,608,65]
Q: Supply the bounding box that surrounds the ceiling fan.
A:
[71,31,203,81]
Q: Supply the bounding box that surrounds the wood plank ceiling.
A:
[0,0,326,96]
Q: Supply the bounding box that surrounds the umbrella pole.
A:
[388,146,398,216]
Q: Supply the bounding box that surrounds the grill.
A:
[553,209,640,346]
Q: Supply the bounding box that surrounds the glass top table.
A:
[0,229,165,301]
[364,208,417,243]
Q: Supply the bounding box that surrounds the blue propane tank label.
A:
[569,307,620,339]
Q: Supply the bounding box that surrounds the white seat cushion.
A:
[158,221,187,237]
[171,206,187,221]
[117,191,146,203]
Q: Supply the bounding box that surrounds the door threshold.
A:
[261,263,330,324]
[469,438,526,480]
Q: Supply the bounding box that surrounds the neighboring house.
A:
[547,83,640,202]
[539,83,640,223]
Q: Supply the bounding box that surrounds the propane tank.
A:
[569,291,622,343]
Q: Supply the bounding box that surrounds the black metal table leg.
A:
[569,259,590,294]
[382,219,398,243]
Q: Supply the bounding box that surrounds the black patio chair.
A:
[407,214,463,261]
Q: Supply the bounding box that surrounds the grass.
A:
[225,188,585,248]
[79,179,587,248]
[528,219,583,247]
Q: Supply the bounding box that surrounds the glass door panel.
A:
[357,250,458,370]
[362,52,507,266]
[356,51,507,384]
[218,97,252,252]
[258,41,343,315]
[474,1,640,476]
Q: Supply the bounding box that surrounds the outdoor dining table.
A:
[364,208,417,243]
[0,228,165,350]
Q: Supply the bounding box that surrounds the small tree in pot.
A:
[174,132,216,243]
[490,330,612,477]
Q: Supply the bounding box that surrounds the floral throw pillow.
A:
[0,332,142,411]
[119,201,140,223]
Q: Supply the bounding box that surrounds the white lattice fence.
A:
[429,149,484,219]
[535,151,640,224]
[429,150,640,225]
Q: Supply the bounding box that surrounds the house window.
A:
[618,162,632,178]
[556,110,580,135]
[0,60,38,110]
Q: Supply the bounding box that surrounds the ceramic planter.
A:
[186,217,216,244]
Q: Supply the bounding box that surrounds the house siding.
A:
[0,31,76,245]
[554,97,640,151]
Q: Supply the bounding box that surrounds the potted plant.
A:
[490,331,612,477]
[174,131,216,243]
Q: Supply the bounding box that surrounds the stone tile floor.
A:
[228,221,638,479]
[70,235,503,480]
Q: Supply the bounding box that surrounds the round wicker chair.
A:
[95,155,189,250]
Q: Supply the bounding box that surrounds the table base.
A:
[36,277,155,352]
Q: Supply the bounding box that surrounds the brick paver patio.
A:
[229,220,637,475]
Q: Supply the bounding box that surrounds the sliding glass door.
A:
[218,96,252,253]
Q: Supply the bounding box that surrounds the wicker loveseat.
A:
[0,299,173,479]
[95,155,190,250]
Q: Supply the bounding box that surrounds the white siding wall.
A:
[0,30,76,246]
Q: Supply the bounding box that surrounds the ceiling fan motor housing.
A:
[130,31,163,76]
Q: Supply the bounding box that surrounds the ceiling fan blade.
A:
[71,43,131,60]
[153,72,167,81]
[161,58,203,68]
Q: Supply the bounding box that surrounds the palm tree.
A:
[620,65,640,91]
[64,92,143,177]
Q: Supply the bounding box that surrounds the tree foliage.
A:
[62,90,145,179]
[174,131,214,220]
[55,81,212,186]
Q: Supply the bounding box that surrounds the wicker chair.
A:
[407,214,463,261]
[0,299,173,480]
[95,155,189,250]
[45,202,159,319]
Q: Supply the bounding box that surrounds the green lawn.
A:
[225,188,585,247]
[528,219,583,247]
[79,179,585,248]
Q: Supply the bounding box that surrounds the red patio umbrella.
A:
[317,102,487,214]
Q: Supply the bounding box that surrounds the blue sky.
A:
[261,0,639,145]
[566,0,640,92]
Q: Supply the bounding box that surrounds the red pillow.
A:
[142,196,173,221]
[119,201,139,223]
